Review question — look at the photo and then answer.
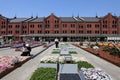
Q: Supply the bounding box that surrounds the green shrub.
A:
[103,46,120,57]
[103,46,110,52]
[71,61,94,70]
[30,68,56,80]
[77,61,94,70]
[109,47,120,56]
[69,51,77,54]
[52,51,60,54]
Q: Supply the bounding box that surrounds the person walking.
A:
[54,38,59,48]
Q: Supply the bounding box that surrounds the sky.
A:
[0,0,120,18]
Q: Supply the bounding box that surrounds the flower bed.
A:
[11,43,24,48]
[73,43,120,67]
[40,56,65,63]
[0,44,11,48]
[80,68,112,80]
[40,56,87,63]
[0,55,30,78]
[30,67,56,80]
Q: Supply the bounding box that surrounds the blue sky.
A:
[0,0,120,18]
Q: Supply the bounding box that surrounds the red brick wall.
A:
[0,13,120,41]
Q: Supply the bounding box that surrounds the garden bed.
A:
[73,44,120,67]
[0,56,30,78]
[30,67,56,80]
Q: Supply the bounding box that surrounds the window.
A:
[57,20,59,23]
[45,20,49,24]
[95,24,99,28]
[38,25,42,28]
[63,24,67,28]
[112,20,117,24]
[8,31,12,34]
[63,30,67,33]
[112,25,117,28]
[23,25,26,29]
[95,30,99,34]
[87,24,91,28]
[30,25,34,28]
[103,31,107,34]
[15,30,19,34]
[48,20,49,23]
[55,20,56,23]
[1,26,5,29]
[23,31,27,34]
[1,31,6,34]
[71,24,75,28]
[16,25,20,28]
[45,31,49,34]
[30,30,34,34]
[112,31,117,34]
[103,20,107,24]
[45,25,50,28]
[2,21,5,24]
[112,20,114,24]
[54,30,59,34]
[103,25,107,28]
[79,30,83,34]
[70,30,75,33]
[79,25,83,28]
[87,30,91,34]
[8,25,12,28]
[38,30,42,33]
[55,25,59,28]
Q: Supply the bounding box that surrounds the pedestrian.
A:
[26,43,31,56]
[54,38,59,48]
[21,43,28,56]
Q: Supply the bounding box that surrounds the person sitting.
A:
[21,44,29,56]
[26,44,31,56]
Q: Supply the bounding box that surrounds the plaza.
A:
[0,42,120,80]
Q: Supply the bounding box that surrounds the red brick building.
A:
[0,13,120,42]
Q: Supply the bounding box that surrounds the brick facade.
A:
[0,13,120,42]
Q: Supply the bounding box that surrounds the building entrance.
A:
[63,37,67,42]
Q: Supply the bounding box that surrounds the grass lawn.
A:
[30,67,56,80]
